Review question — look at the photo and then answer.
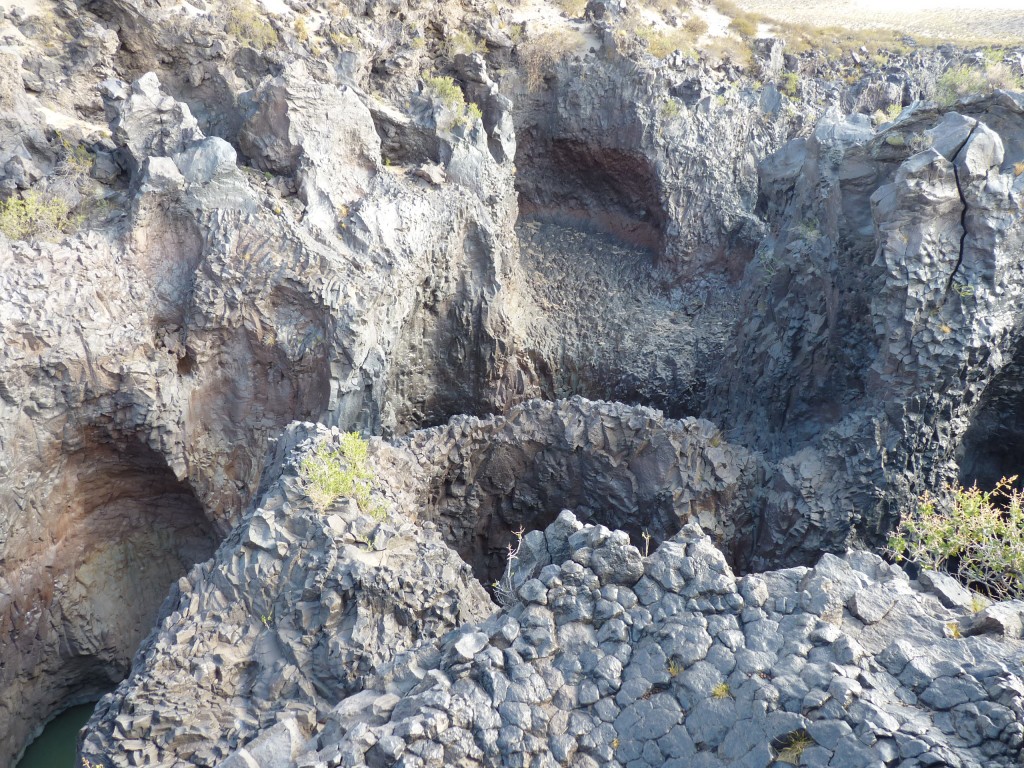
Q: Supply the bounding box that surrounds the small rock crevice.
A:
[945,122,979,295]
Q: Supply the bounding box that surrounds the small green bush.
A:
[422,74,482,128]
[0,190,77,241]
[778,72,800,99]
[936,63,1023,107]
[423,74,466,109]
[300,433,386,520]
[444,29,486,58]
[889,478,1024,600]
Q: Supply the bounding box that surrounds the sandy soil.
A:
[732,0,1024,42]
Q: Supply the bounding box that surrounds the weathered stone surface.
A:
[3,1,1024,765]
[77,426,1024,768]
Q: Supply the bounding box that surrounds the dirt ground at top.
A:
[732,0,1024,43]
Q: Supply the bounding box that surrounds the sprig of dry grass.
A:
[519,28,588,89]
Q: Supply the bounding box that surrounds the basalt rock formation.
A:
[3,0,1024,765]
[81,419,1024,767]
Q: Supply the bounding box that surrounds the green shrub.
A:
[936,63,1023,107]
[444,29,486,58]
[225,0,279,50]
[422,74,483,127]
[778,72,800,99]
[423,74,465,109]
[0,190,77,241]
[889,478,1024,600]
[300,433,386,520]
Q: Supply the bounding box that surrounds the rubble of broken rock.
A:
[80,409,1024,768]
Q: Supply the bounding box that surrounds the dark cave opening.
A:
[956,348,1024,493]
[516,137,668,254]
[4,439,217,768]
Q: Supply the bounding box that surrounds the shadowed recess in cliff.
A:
[384,222,506,434]
[0,439,217,768]
[956,342,1024,492]
[515,218,724,421]
[404,401,759,586]
[516,136,667,254]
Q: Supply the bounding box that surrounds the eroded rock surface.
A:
[82,419,1024,767]
[4,0,1024,763]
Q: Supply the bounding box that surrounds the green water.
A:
[17,704,96,768]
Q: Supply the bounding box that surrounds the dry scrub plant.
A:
[889,477,1024,600]
[225,0,279,50]
[0,133,91,241]
[520,29,588,89]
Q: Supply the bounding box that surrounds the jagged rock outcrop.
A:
[711,92,1024,567]
[81,414,1024,767]
[0,41,529,766]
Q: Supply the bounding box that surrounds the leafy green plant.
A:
[422,74,482,128]
[0,190,78,241]
[935,63,1023,107]
[778,72,800,99]
[300,433,386,520]
[794,218,822,244]
[711,682,731,699]
[444,29,486,58]
[660,98,682,121]
[889,477,1024,600]
[423,74,465,109]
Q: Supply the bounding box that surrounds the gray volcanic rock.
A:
[80,416,1024,767]
[0,61,528,766]
[4,0,1024,763]
[79,398,758,765]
